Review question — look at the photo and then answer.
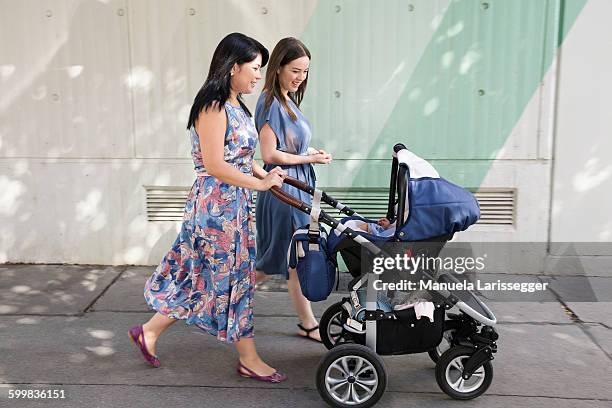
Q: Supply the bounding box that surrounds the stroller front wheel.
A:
[316,344,387,408]
[435,346,493,400]
[320,301,353,350]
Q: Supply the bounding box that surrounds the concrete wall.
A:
[549,0,612,251]
[1,0,608,267]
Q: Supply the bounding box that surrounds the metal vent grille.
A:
[145,186,516,226]
[318,187,390,219]
[144,186,389,222]
[145,186,191,222]
[472,188,516,225]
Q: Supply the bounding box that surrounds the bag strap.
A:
[308,188,323,251]
[287,228,309,267]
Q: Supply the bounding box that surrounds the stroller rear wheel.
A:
[320,301,353,350]
[435,346,493,400]
[316,344,387,408]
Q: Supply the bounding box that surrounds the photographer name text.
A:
[373,279,549,293]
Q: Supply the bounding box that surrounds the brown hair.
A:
[263,37,311,121]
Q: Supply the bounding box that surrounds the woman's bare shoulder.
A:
[194,102,228,135]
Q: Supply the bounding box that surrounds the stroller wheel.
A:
[320,302,352,350]
[428,328,456,363]
[316,344,387,408]
[435,346,493,400]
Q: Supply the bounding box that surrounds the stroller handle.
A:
[269,176,380,241]
[269,176,313,211]
[269,176,361,219]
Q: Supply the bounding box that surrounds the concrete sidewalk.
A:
[0,264,611,407]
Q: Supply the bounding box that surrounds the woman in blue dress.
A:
[129,33,288,383]
[255,38,332,342]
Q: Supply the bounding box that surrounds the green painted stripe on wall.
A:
[296,0,586,189]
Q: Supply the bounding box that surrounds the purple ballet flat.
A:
[237,361,287,383]
[128,326,160,368]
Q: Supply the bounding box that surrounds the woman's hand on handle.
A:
[267,166,287,179]
[258,167,285,191]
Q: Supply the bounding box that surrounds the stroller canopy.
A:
[396,150,480,241]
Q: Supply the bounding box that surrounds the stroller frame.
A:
[271,144,499,407]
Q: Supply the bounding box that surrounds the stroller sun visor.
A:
[397,149,440,179]
[397,150,480,241]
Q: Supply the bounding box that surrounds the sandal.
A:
[297,323,322,343]
[237,361,287,383]
[128,326,160,368]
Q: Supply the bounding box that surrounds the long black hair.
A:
[186,33,269,129]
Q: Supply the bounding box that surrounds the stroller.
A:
[271,144,499,408]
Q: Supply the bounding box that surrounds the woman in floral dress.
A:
[128,33,287,383]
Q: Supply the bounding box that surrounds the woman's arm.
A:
[252,160,286,180]
[259,124,332,166]
[252,160,267,179]
[197,105,282,191]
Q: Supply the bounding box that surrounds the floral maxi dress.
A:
[144,102,257,343]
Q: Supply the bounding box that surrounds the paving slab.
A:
[542,276,612,302]
[0,385,609,408]
[0,265,123,315]
[1,313,611,400]
[485,301,573,324]
[89,267,151,312]
[583,324,612,358]
[566,302,612,327]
